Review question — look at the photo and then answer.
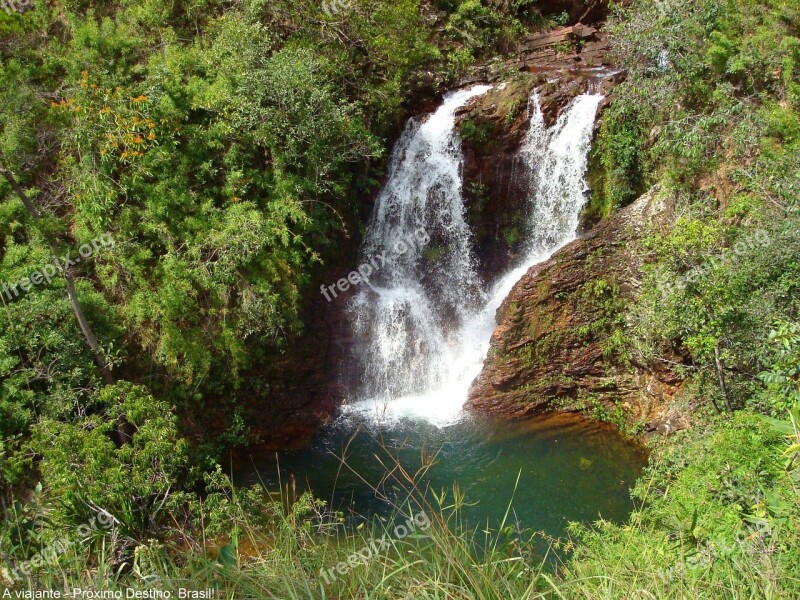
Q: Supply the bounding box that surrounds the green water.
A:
[235,411,647,538]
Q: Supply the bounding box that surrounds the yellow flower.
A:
[147,132,156,141]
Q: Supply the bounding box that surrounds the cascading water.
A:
[237,82,647,537]
[240,86,647,537]
[347,85,492,406]
[346,87,603,426]
[518,91,604,259]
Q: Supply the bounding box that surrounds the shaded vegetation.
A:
[1,0,799,597]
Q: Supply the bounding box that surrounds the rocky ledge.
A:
[454,10,623,280]
[466,189,689,436]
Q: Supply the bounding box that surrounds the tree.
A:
[0,160,114,384]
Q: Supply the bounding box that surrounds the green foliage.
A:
[0,0,449,454]
[444,0,504,52]
[603,0,800,413]
[0,284,111,483]
[577,278,630,362]
[439,0,556,63]
[591,91,649,210]
[32,382,192,537]
[760,321,800,413]
[561,412,800,599]
[47,17,387,384]
[598,0,800,204]
[458,115,493,143]
[503,225,521,248]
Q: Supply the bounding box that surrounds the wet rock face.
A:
[451,7,624,281]
[458,68,619,282]
[466,190,686,432]
[455,78,532,281]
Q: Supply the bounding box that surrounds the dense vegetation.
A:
[564,0,800,595]
[0,0,541,498]
[1,0,799,597]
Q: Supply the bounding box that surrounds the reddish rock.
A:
[455,59,622,281]
[466,189,687,433]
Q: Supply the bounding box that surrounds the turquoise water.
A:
[234,411,648,538]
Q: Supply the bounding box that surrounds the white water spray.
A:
[346,88,603,426]
[347,85,491,404]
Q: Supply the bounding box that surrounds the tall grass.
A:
[3,415,799,599]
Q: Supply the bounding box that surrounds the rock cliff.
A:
[466,189,688,435]
[455,18,621,280]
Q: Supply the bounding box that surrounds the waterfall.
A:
[347,85,492,403]
[518,91,604,259]
[345,88,603,426]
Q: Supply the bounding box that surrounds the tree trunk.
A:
[714,342,733,413]
[0,162,114,385]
